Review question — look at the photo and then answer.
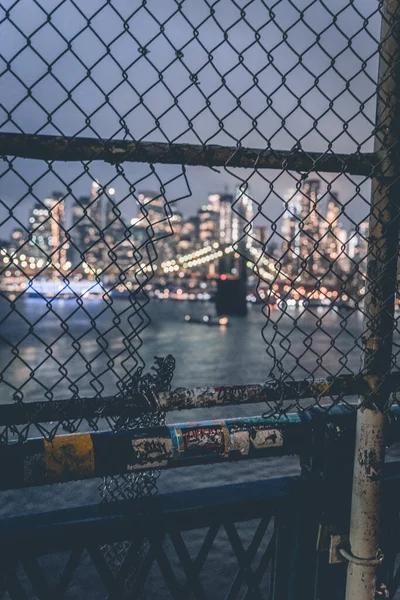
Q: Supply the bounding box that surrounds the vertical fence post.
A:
[345,2,400,598]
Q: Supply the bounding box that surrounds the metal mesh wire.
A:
[0,2,398,426]
[2,0,400,595]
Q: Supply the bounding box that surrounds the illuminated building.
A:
[103,186,122,251]
[180,216,199,247]
[130,221,149,248]
[233,185,254,249]
[281,182,351,282]
[255,226,268,247]
[218,188,254,249]
[172,211,192,253]
[208,193,221,213]
[219,194,234,244]
[348,222,368,274]
[71,182,122,274]
[137,192,170,237]
[135,191,177,264]
[199,205,219,243]
[8,228,26,255]
[71,195,91,262]
[171,211,183,238]
[27,192,68,270]
[320,191,349,275]
[281,188,302,275]
[296,179,321,278]
[71,182,106,269]
[323,191,341,257]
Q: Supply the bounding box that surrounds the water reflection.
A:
[0,296,367,405]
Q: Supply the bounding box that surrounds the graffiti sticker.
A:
[251,427,283,449]
[130,436,173,469]
[182,426,225,457]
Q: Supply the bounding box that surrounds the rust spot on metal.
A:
[363,375,381,394]
[0,132,377,175]
[44,433,94,481]
[310,380,331,396]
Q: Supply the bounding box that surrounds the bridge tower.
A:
[215,186,252,317]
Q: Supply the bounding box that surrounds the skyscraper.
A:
[281,189,301,272]
[255,226,268,247]
[198,205,219,243]
[322,191,341,260]
[28,192,67,269]
[233,185,254,250]
[319,191,349,276]
[281,180,322,281]
[71,184,102,270]
[137,192,169,237]
[348,222,368,274]
[219,193,234,244]
[180,216,199,251]
[208,193,221,214]
[297,179,321,278]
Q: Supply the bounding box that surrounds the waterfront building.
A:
[27,191,68,270]
[219,193,234,244]
[199,205,219,243]
[234,185,254,249]
[255,226,268,247]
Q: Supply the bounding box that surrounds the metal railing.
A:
[1,0,400,597]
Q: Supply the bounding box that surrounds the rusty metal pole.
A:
[345,2,400,599]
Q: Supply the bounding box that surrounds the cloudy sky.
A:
[0,0,381,239]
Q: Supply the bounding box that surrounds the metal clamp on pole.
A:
[340,548,384,567]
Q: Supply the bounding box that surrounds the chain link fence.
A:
[0,0,392,432]
[1,0,400,597]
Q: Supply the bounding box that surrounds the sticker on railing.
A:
[182,425,227,457]
[130,437,173,469]
[251,427,283,449]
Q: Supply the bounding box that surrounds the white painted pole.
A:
[345,1,400,598]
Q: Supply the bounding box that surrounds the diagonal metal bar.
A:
[1,561,29,600]
[223,522,263,600]
[169,531,208,600]
[147,533,185,600]
[111,535,147,593]
[128,543,156,595]
[226,517,271,600]
[389,562,400,595]
[20,557,52,600]
[0,132,377,176]
[86,545,125,599]
[181,524,220,597]
[55,549,84,597]
[243,533,277,600]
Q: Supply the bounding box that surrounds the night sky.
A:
[0,0,380,240]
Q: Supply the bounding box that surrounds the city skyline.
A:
[0,0,377,244]
[0,176,369,306]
